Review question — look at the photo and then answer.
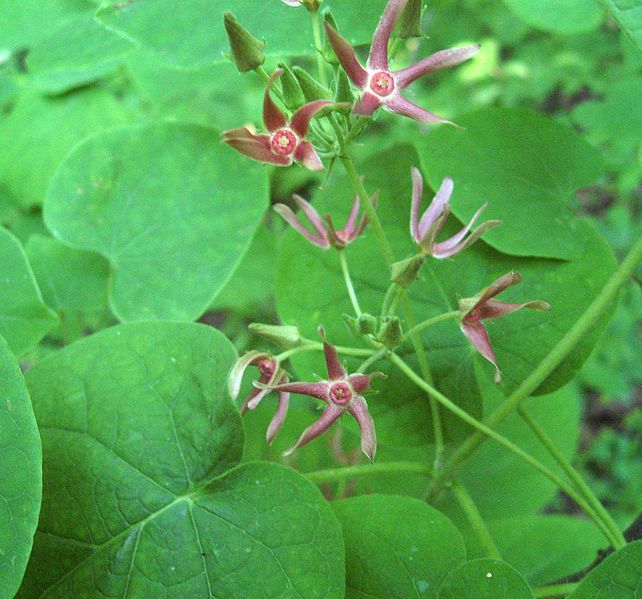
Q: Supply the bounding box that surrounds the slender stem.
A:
[389,352,621,548]
[310,12,328,88]
[358,347,388,372]
[533,583,579,598]
[306,461,431,484]
[435,235,642,496]
[451,481,501,560]
[380,283,398,319]
[404,310,460,339]
[518,405,626,547]
[339,250,362,317]
[276,342,374,362]
[340,154,395,265]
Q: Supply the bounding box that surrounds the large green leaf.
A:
[44,122,269,322]
[417,108,605,259]
[20,322,345,597]
[502,0,603,34]
[0,87,132,209]
[276,144,616,444]
[333,494,466,598]
[96,0,387,68]
[0,227,57,355]
[569,540,642,598]
[601,0,642,51]
[439,558,533,598]
[0,334,42,598]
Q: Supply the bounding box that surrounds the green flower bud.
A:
[335,69,354,103]
[378,317,403,349]
[293,66,331,101]
[399,0,423,38]
[278,62,306,110]
[357,313,378,335]
[223,12,265,73]
[248,323,302,349]
[391,254,425,288]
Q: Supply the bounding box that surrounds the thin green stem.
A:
[533,583,579,598]
[275,342,374,362]
[358,347,388,372]
[306,461,431,484]
[380,283,398,319]
[404,310,460,339]
[451,481,501,560]
[434,235,642,498]
[339,250,362,317]
[518,405,626,547]
[310,12,328,88]
[389,352,621,548]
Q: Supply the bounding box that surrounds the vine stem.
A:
[533,583,579,598]
[388,352,622,549]
[306,461,431,484]
[275,342,374,362]
[310,11,328,89]
[432,235,642,502]
[451,481,501,560]
[404,310,460,339]
[518,405,625,546]
[338,251,362,317]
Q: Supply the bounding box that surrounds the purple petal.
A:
[479,298,551,320]
[432,217,501,259]
[347,372,385,394]
[266,391,290,444]
[324,23,368,88]
[221,127,257,141]
[409,167,423,242]
[347,395,377,461]
[223,136,292,166]
[368,0,410,70]
[319,326,347,380]
[475,272,522,308]
[353,91,383,116]
[395,44,481,88]
[292,194,327,234]
[294,140,324,171]
[247,361,282,410]
[418,176,454,240]
[263,69,288,133]
[290,100,333,137]
[431,202,485,253]
[256,380,329,401]
[274,201,329,248]
[460,320,501,384]
[338,193,361,240]
[385,94,458,126]
[283,403,344,456]
[240,386,262,415]
[228,350,267,398]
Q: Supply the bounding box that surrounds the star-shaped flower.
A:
[222,69,331,171]
[410,167,500,258]
[257,327,383,461]
[274,190,374,249]
[459,272,551,383]
[228,351,290,444]
[324,0,480,123]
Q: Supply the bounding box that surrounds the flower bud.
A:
[357,313,378,335]
[378,317,403,349]
[399,0,423,38]
[223,12,266,73]
[278,63,306,110]
[391,254,425,288]
[248,323,302,349]
[335,69,354,103]
[293,66,332,101]
[323,12,340,65]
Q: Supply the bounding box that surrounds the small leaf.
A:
[0,334,42,598]
[568,540,642,598]
[439,558,534,598]
[44,122,269,322]
[333,494,466,598]
[0,227,57,355]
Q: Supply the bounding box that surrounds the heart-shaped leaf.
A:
[439,558,533,598]
[19,322,345,597]
[44,122,269,322]
[0,334,42,598]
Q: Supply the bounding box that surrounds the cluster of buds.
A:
[229,328,383,461]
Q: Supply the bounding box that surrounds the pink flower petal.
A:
[479,298,551,320]
[353,91,383,116]
[223,136,292,166]
[240,385,262,415]
[409,166,423,242]
[368,0,410,70]
[283,403,344,456]
[247,361,282,410]
[432,202,486,253]
[395,44,481,88]
[338,193,361,239]
[292,194,327,235]
[347,395,377,461]
[274,198,329,248]
[290,100,333,137]
[460,320,501,384]
[221,126,257,141]
[385,94,457,125]
[256,380,329,401]
[228,350,267,398]
[319,326,348,380]
[418,176,454,240]
[263,69,288,133]
[324,23,368,88]
[294,140,324,171]
[266,391,290,444]
[347,372,385,394]
[432,218,501,259]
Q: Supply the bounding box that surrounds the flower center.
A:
[369,71,395,97]
[465,307,482,324]
[329,381,353,406]
[271,129,297,155]
[258,359,275,378]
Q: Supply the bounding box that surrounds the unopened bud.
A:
[391,254,425,288]
[378,317,403,349]
[293,66,331,101]
[224,12,266,73]
[399,0,423,38]
[335,69,354,103]
[248,323,302,349]
[323,12,340,64]
[278,62,306,110]
[357,313,378,335]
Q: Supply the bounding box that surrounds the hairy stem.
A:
[306,461,431,484]
[339,250,362,317]
[451,481,501,560]
[404,310,460,339]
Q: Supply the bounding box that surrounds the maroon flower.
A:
[459,272,551,384]
[324,0,479,123]
[274,191,373,249]
[257,327,383,461]
[222,69,332,171]
[228,351,290,444]
[410,167,500,258]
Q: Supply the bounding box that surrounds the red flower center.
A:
[258,359,275,378]
[465,307,482,323]
[329,381,352,405]
[369,71,395,97]
[271,129,297,155]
